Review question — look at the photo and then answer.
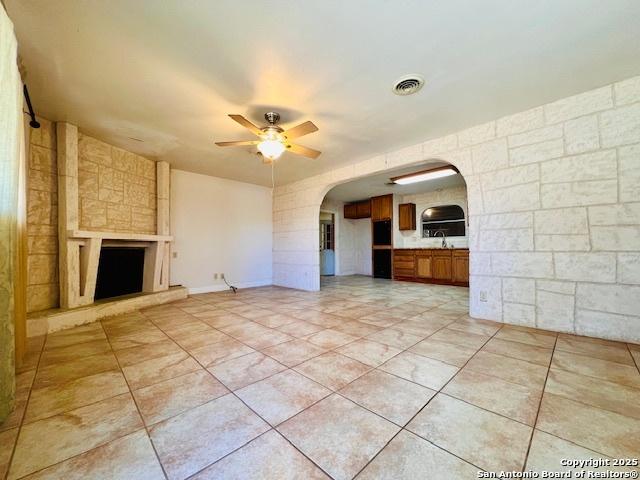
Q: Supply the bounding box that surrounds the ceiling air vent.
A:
[392,74,425,96]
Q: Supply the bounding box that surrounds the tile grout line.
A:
[350,316,505,478]
[157,293,469,477]
[626,343,640,376]
[520,332,558,473]
[4,335,46,480]
[24,280,637,479]
[98,319,170,480]
[144,311,338,480]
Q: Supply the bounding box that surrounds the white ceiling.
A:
[7,0,640,186]
[325,161,466,203]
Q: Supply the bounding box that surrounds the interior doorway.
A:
[319,211,335,276]
[318,160,470,293]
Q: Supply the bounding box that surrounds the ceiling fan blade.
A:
[215,140,259,147]
[287,143,321,159]
[228,114,263,137]
[283,121,318,140]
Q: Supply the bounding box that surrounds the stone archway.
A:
[272,143,484,319]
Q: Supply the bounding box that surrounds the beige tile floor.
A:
[2,275,640,479]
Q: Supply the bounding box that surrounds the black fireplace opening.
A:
[94,247,145,300]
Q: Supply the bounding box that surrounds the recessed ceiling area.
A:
[325,161,466,203]
[7,0,640,186]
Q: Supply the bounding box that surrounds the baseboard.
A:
[188,279,273,295]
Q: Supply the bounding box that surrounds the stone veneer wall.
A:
[26,118,58,312]
[273,75,640,343]
[78,134,156,233]
[25,122,158,312]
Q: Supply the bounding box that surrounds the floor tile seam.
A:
[360,319,506,477]
[100,319,171,480]
[28,364,125,395]
[625,343,640,375]
[5,329,47,480]
[538,388,640,423]
[521,332,558,472]
[532,424,638,463]
[554,346,636,367]
[547,364,640,391]
[165,326,336,480]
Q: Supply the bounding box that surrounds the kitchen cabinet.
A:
[371,194,393,221]
[344,200,371,219]
[344,203,358,219]
[415,251,432,279]
[453,250,469,284]
[432,249,452,281]
[356,200,371,218]
[398,203,416,230]
[392,250,415,278]
[392,248,468,286]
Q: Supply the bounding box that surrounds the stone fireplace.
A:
[25,120,186,335]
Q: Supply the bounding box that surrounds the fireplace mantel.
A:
[68,230,173,242]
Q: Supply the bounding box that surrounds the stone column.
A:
[56,122,80,308]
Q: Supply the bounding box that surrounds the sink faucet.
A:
[434,230,447,248]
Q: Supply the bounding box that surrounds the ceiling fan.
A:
[215,112,321,163]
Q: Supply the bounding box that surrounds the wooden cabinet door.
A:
[392,251,415,277]
[415,252,432,278]
[344,203,357,219]
[453,251,469,284]
[432,251,452,280]
[356,200,371,218]
[398,203,416,230]
[371,194,392,221]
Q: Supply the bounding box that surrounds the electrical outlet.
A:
[172,252,177,259]
[213,273,218,280]
[479,290,488,302]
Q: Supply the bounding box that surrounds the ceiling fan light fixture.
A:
[257,139,286,160]
[391,166,458,185]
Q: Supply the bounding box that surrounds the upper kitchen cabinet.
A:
[356,200,371,218]
[398,203,416,230]
[344,199,371,219]
[344,203,358,219]
[371,194,393,221]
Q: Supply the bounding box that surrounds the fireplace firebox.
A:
[94,247,145,300]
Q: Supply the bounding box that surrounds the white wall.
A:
[397,185,469,249]
[353,218,372,275]
[321,198,371,276]
[273,74,640,343]
[171,169,272,293]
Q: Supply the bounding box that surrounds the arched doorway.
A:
[272,147,487,320]
[317,160,471,312]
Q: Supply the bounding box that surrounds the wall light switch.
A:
[172,252,178,258]
[213,273,218,280]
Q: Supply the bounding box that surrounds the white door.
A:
[320,219,335,275]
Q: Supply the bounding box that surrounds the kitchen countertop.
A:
[393,247,469,251]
